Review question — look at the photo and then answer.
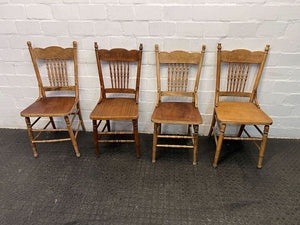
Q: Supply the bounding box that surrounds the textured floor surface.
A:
[0,129,299,225]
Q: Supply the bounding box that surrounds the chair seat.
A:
[90,98,138,120]
[151,102,202,124]
[21,97,77,117]
[215,102,273,125]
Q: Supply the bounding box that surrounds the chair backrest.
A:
[215,43,269,106]
[155,44,206,107]
[27,41,79,99]
[94,42,143,103]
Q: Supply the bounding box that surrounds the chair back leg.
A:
[132,119,141,158]
[106,120,111,132]
[208,110,216,137]
[76,102,86,131]
[92,120,99,156]
[152,123,158,163]
[49,117,56,129]
[237,125,245,137]
[193,125,199,165]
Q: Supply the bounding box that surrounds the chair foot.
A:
[76,153,81,158]
[34,153,38,158]
[152,160,156,163]
[193,162,197,166]
[257,165,262,169]
[213,163,217,168]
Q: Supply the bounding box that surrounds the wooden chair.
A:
[20,41,86,157]
[90,43,143,158]
[151,44,206,165]
[208,43,272,169]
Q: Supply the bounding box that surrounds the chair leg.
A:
[193,125,199,165]
[152,123,158,163]
[25,117,38,158]
[49,117,56,129]
[208,110,216,137]
[213,124,226,168]
[64,116,80,158]
[77,102,86,131]
[93,120,99,156]
[257,125,269,169]
[132,119,140,158]
[106,120,111,132]
[237,125,245,137]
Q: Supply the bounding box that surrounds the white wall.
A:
[0,0,299,138]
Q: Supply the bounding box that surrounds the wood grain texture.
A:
[21,97,77,117]
[215,102,273,125]
[151,102,202,124]
[220,49,265,63]
[90,98,138,120]
[159,50,202,64]
[33,47,74,60]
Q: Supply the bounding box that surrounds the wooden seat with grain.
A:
[208,43,272,169]
[20,41,86,157]
[90,43,143,158]
[151,44,206,165]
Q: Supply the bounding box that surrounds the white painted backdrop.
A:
[0,0,299,138]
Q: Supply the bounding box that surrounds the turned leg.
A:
[152,123,158,163]
[25,117,38,158]
[132,119,140,158]
[213,124,226,168]
[65,116,80,158]
[193,125,199,166]
[257,125,269,169]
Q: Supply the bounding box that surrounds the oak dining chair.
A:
[151,44,206,165]
[90,43,143,158]
[208,43,272,168]
[20,41,86,157]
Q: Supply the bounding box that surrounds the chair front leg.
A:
[152,123,158,163]
[132,119,140,158]
[193,125,199,165]
[25,117,38,158]
[257,125,269,169]
[65,116,80,158]
[213,123,226,168]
